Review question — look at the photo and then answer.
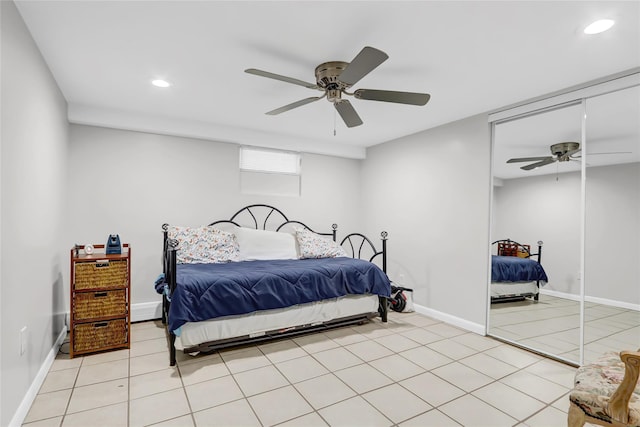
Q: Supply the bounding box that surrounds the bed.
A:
[491,239,548,303]
[156,204,391,365]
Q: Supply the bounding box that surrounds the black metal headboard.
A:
[162,204,389,278]
[492,238,543,263]
[208,204,336,240]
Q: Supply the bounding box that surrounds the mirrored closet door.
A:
[583,85,640,364]
[488,70,640,366]
[489,102,584,365]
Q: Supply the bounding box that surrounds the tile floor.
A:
[22,311,586,427]
[489,295,640,364]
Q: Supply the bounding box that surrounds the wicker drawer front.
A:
[73,319,128,353]
[74,260,127,290]
[74,290,126,320]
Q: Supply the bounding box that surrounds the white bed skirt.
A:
[491,281,538,298]
[177,294,379,348]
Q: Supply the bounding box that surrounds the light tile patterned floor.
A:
[22,311,582,427]
[489,295,640,364]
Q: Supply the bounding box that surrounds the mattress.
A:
[491,281,539,298]
[177,294,379,348]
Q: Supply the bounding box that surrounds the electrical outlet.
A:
[20,326,27,356]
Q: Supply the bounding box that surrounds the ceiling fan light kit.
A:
[245,46,431,128]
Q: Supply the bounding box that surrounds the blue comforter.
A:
[158,257,391,332]
[491,255,548,283]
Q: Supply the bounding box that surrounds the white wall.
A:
[67,124,363,311]
[361,114,491,329]
[1,2,69,425]
[493,171,582,295]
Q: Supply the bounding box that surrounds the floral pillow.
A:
[167,225,239,264]
[295,228,347,259]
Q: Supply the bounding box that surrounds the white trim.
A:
[413,304,486,335]
[9,328,67,427]
[131,301,163,322]
[539,289,639,311]
[584,295,640,312]
[488,69,640,122]
[539,288,581,302]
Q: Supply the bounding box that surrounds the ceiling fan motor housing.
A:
[551,142,580,160]
[315,61,351,102]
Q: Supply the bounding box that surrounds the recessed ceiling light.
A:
[152,79,171,88]
[584,19,615,35]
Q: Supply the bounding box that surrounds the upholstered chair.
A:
[568,350,640,427]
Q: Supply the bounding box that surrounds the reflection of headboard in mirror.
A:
[492,238,544,261]
[497,240,530,258]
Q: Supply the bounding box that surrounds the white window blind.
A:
[240,147,301,175]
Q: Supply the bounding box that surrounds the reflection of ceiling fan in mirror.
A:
[507,142,581,170]
[245,46,431,128]
[507,142,631,171]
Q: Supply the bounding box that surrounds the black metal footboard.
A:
[340,230,389,322]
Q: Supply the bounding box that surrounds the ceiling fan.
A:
[507,142,632,171]
[507,142,581,170]
[245,46,431,128]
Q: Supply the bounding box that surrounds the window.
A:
[240,147,301,175]
[239,147,301,197]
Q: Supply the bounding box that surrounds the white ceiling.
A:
[15,1,640,159]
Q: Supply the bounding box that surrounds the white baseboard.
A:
[539,289,581,302]
[131,301,163,322]
[584,295,640,312]
[539,289,639,311]
[413,303,486,335]
[9,327,67,427]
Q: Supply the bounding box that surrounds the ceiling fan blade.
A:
[573,151,632,158]
[507,156,552,163]
[245,68,318,89]
[337,46,389,86]
[354,89,430,106]
[521,158,557,170]
[266,96,324,115]
[563,148,581,159]
[334,100,363,128]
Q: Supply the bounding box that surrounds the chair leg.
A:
[568,402,586,427]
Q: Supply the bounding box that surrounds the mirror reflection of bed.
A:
[491,239,547,303]
[489,83,640,366]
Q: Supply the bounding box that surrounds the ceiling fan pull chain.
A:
[333,109,337,136]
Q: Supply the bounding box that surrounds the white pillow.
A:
[167,225,239,264]
[295,228,347,259]
[234,227,298,261]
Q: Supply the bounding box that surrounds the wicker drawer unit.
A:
[70,244,131,358]
[73,319,128,353]
[74,260,128,290]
